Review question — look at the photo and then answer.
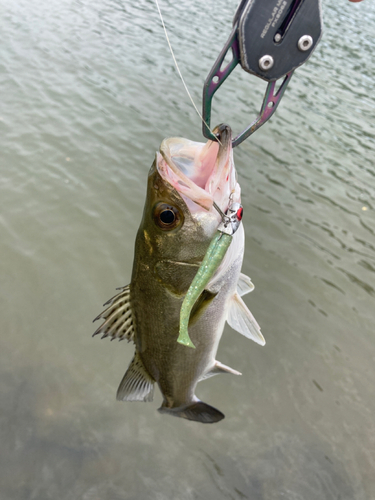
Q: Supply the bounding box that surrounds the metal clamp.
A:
[202,0,323,147]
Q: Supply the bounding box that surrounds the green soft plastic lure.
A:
[177,202,243,348]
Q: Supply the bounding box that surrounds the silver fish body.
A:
[94,125,264,423]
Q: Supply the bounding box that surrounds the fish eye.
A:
[160,209,175,224]
[153,203,183,231]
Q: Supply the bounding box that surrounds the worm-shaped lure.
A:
[177,202,243,348]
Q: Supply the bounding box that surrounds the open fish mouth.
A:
[157,124,240,212]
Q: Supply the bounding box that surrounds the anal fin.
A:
[199,360,242,381]
[116,351,155,402]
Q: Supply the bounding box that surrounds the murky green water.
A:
[1,0,374,498]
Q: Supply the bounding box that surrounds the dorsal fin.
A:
[199,360,242,381]
[237,272,255,296]
[93,285,135,343]
[116,351,155,402]
[227,292,265,346]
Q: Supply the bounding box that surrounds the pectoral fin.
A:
[116,351,155,402]
[199,360,242,381]
[93,285,135,343]
[227,292,265,346]
[237,273,255,296]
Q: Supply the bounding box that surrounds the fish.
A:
[93,123,265,424]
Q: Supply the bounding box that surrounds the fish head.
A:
[138,124,241,266]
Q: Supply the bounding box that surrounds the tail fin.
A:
[158,401,224,424]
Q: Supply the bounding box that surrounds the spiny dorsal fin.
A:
[92,285,135,343]
[199,360,242,381]
[227,292,266,346]
[117,351,155,402]
[237,273,255,296]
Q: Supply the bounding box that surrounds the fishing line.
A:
[154,0,222,146]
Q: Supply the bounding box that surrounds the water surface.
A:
[0,0,374,499]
